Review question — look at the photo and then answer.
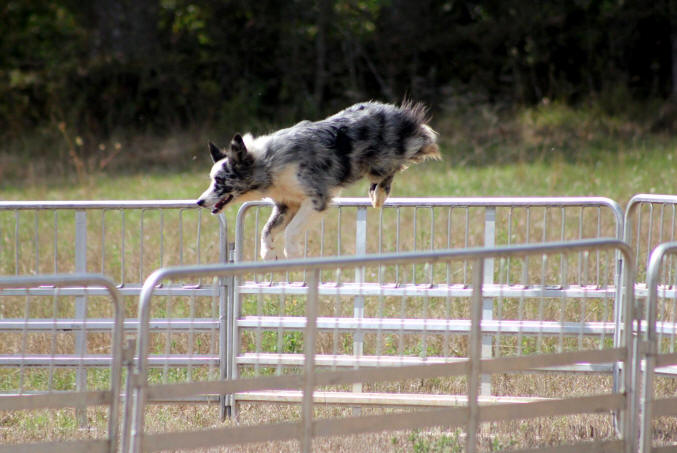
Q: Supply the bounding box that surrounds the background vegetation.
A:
[3,0,677,188]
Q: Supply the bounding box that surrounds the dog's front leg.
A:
[368,174,394,209]
[283,198,326,258]
[260,203,296,260]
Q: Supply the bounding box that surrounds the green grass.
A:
[2,101,677,204]
[3,136,676,208]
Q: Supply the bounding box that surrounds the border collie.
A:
[196,101,440,259]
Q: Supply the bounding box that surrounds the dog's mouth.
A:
[211,194,234,214]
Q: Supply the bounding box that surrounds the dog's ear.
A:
[209,142,226,163]
[228,133,248,163]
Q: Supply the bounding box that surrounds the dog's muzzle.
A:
[211,194,234,214]
[196,194,234,214]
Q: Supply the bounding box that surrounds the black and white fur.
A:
[196,101,440,259]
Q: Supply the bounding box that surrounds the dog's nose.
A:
[196,199,205,207]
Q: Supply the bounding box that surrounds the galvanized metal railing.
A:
[232,196,625,407]
[235,196,624,263]
[127,239,637,453]
[624,194,677,284]
[640,242,677,452]
[0,200,229,411]
[0,274,124,453]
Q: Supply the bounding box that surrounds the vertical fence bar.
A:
[481,207,495,396]
[121,210,126,286]
[14,211,20,274]
[139,210,145,283]
[53,210,59,273]
[352,207,367,412]
[466,257,484,453]
[33,211,39,273]
[301,269,320,453]
[74,210,87,426]
[218,214,230,420]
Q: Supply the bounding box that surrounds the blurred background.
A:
[2,0,677,192]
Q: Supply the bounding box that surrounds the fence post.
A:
[467,257,484,453]
[75,210,87,427]
[482,207,495,396]
[217,214,231,420]
[301,269,320,453]
[352,206,367,415]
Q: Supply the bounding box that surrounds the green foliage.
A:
[2,0,677,146]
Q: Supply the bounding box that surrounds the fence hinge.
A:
[122,338,136,366]
[228,242,236,263]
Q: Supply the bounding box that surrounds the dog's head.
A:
[196,134,256,214]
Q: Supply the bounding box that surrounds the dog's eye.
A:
[214,176,225,185]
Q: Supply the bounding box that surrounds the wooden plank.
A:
[653,446,677,453]
[481,348,625,374]
[0,390,111,410]
[142,421,299,451]
[478,394,624,423]
[651,397,677,417]
[655,352,677,368]
[0,439,109,453]
[143,406,470,451]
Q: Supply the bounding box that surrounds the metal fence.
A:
[231,197,625,411]
[235,197,624,262]
[126,239,636,453]
[0,274,123,453]
[0,200,228,286]
[641,242,677,452]
[0,201,229,411]
[624,194,677,284]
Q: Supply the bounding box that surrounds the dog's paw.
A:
[368,184,378,208]
[370,185,387,209]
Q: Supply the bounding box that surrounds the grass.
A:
[2,101,677,450]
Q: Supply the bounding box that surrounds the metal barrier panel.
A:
[235,197,624,264]
[624,194,677,284]
[0,274,123,453]
[0,201,227,286]
[128,239,635,453]
[641,242,677,452]
[0,201,229,410]
[232,196,625,414]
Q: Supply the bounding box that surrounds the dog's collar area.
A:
[212,194,234,214]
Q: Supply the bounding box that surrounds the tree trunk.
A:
[314,0,331,108]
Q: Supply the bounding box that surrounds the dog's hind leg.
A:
[283,198,327,258]
[261,203,297,260]
[368,174,394,209]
